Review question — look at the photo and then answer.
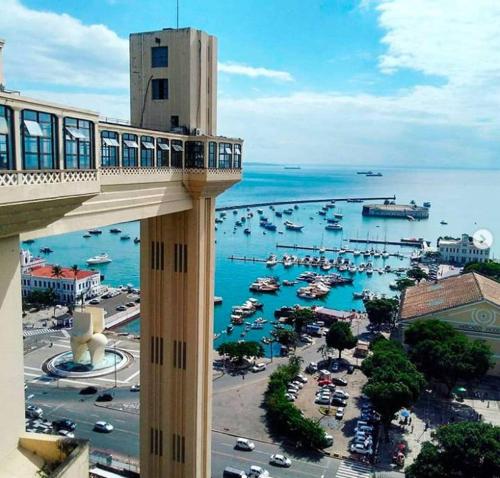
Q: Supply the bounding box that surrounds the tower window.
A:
[151,46,168,68]
[152,79,169,100]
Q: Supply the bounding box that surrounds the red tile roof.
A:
[29,266,97,280]
[400,272,500,320]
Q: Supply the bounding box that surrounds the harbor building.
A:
[398,272,500,376]
[362,203,429,219]
[438,233,490,265]
[0,25,242,478]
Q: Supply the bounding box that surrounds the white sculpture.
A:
[70,306,108,366]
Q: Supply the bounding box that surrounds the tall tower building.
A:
[130,28,218,136]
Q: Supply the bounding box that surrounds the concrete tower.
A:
[130,28,217,136]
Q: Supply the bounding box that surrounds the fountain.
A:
[44,307,132,379]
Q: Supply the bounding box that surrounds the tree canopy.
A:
[274,329,299,349]
[325,321,357,358]
[405,319,493,394]
[395,277,416,291]
[364,298,399,326]
[463,261,500,282]
[406,267,429,283]
[216,341,264,365]
[287,308,315,333]
[406,421,500,478]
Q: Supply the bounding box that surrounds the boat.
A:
[325,223,342,231]
[110,228,122,234]
[263,223,277,231]
[233,210,238,215]
[275,211,283,217]
[284,166,301,169]
[120,234,131,240]
[244,228,251,235]
[319,247,326,254]
[348,264,357,273]
[134,237,140,244]
[266,254,278,267]
[423,201,431,208]
[366,172,383,177]
[407,215,416,221]
[282,280,297,286]
[88,229,102,235]
[353,249,361,257]
[440,220,448,225]
[257,209,263,214]
[214,296,223,305]
[39,247,53,254]
[83,234,91,238]
[226,325,234,334]
[334,213,343,219]
[283,255,294,267]
[22,239,35,245]
[283,208,294,215]
[86,253,112,265]
[357,171,373,175]
[284,221,304,231]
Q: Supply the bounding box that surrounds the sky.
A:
[1,0,499,168]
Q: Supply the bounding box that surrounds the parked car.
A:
[331,377,348,386]
[130,384,140,392]
[251,363,266,373]
[269,454,291,467]
[96,393,113,402]
[235,438,255,451]
[306,362,318,373]
[315,397,331,405]
[350,443,373,455]
[300,335,313,344]
[291,381,303,389]
[356,425,374,434]
[294,374,308,383]
[125,302,136,307]
[79,386,98,395]
[333,390,350,399]
[324,434,334,446]
[52,419,76,431]
[89,298,100,305]
[318,379,332,386]
[94,421,114,433]
[25,405,43,419]
[116,305,127,311]
[335,407,345,419]
[285,393,296,402]
[331,397,347,407]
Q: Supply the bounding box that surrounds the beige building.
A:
[0,26,242,478]
[399,272,500,375]
[438,233,490,265]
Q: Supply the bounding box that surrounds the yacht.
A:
[266,255,278,267]
[325,223,342,231]
[86,253,112,265]
[353,249,361,257]
[348,264,357,273]
[284,221,304,231]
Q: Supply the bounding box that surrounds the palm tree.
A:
[50,265,63,317]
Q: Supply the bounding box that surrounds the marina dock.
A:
[348,238,423,248]
[216,195,396,212]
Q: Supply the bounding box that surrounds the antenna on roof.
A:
[176,0,179,29]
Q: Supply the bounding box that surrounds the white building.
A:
[438,234,490,265]
[21,250,101,304]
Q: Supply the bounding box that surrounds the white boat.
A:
[284,221,304,231]
[86,253,112,265]
[266,254,278,267]
[348,265,357,273]
[325,223,342,231]
[353,250,361,257]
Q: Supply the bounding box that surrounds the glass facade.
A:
[185,141,205,168]
[64,117,94,169]
[141,135,155,167]
[233,144,242,169]
[122,133,139,167]
[22,110,58,170]
[208,141,217,168]
[151,46,168,68]
[171,140,183,168]
[101,130,120,167]
[157,138,170,167]
[0,106,14,170]
[218,143,233,169]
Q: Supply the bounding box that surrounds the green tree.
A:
[406,421,500,478]
[275,329,299,349]
[325,321,357,359]
[70,264,82,310]
[406,267,429,283]
[216,341,264,365]
[395,277,416,291]
[405,320,493,395]
[288,308,315,334]
[463,261,500,282]
[364,298,399,327]
[50,265,63,316]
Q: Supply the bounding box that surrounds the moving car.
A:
[248,465,270,477]
[269,454,291,467]
[235,438,255,451]
[116,305,127,311]
[94,421,114,433]
[251,363,266,373]
[89,298,101,305]
[223,467,248,478]
[52,419,76,431]
[79,386,98,395]
[130,384,140,392]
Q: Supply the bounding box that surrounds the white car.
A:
[58,429,75,438]
[324,434,334,446]
[284,393,296,402]
[130,384,140,392]
[335,407,345,419]
[94,421,114,433]
[249,465,270,477]
[291,381,303,389]
[25,405,43,419]
[89,298,101,305]
[251,363,267,373]
[270,454,291,467]
[235,438,255,451]
[333,390,350,399]
[315,397,331,405]
[350,443,373,455]
[355,425,374,433]
[295,374,308,383]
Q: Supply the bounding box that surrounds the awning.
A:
[23,120,44,137]
[158,142,170,151]
[66,126,89,141]
[102,137,120,147]
[225,146,233,155]
[171,144,184,152]
[124,140,139,148]
[0,117,9,135]
[142,141,155,149]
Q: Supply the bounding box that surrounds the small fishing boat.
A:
[275,211,283,217]
[325,223,342,231]
[244,228,251,235]
[83,234,91,238]
[120,234,131,240]
[440,220,448,225]
[22,239,35,245]
[39,247,53,254]
[134,237,140,244]
[88,229,102,235]
[110,228,122,234]
[284,221,304,231]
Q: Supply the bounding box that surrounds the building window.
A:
[21,110,58,170]
[218,143,233,169]
[208,141,217,168]
[122,133,139,167]
[152,46,168,68]
[64,117,94,169]
[157,138,170,167]
[0,106,14,170]
[141,135,155,167]
[171,116,179,129]
[101,130,120,167]
[233,144,242,169]
[152,79,169,100]
[185,141,204,168]
[171,140,184,168]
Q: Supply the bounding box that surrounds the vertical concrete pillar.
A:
[140,197,215,478]
[0,235,25,458]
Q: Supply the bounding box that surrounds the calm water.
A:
[23,165,500,353]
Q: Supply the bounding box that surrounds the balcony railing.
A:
[0,169,98,187]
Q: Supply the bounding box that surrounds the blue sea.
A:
[22,165,500,354]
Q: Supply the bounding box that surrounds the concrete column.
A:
[140,196,215,478]
[0,235,25,458]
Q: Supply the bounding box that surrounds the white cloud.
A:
[0,0,129,90]
[218,62,294,82]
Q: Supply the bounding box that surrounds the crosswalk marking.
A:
[23,328,58,337]
[336,460,372,478]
